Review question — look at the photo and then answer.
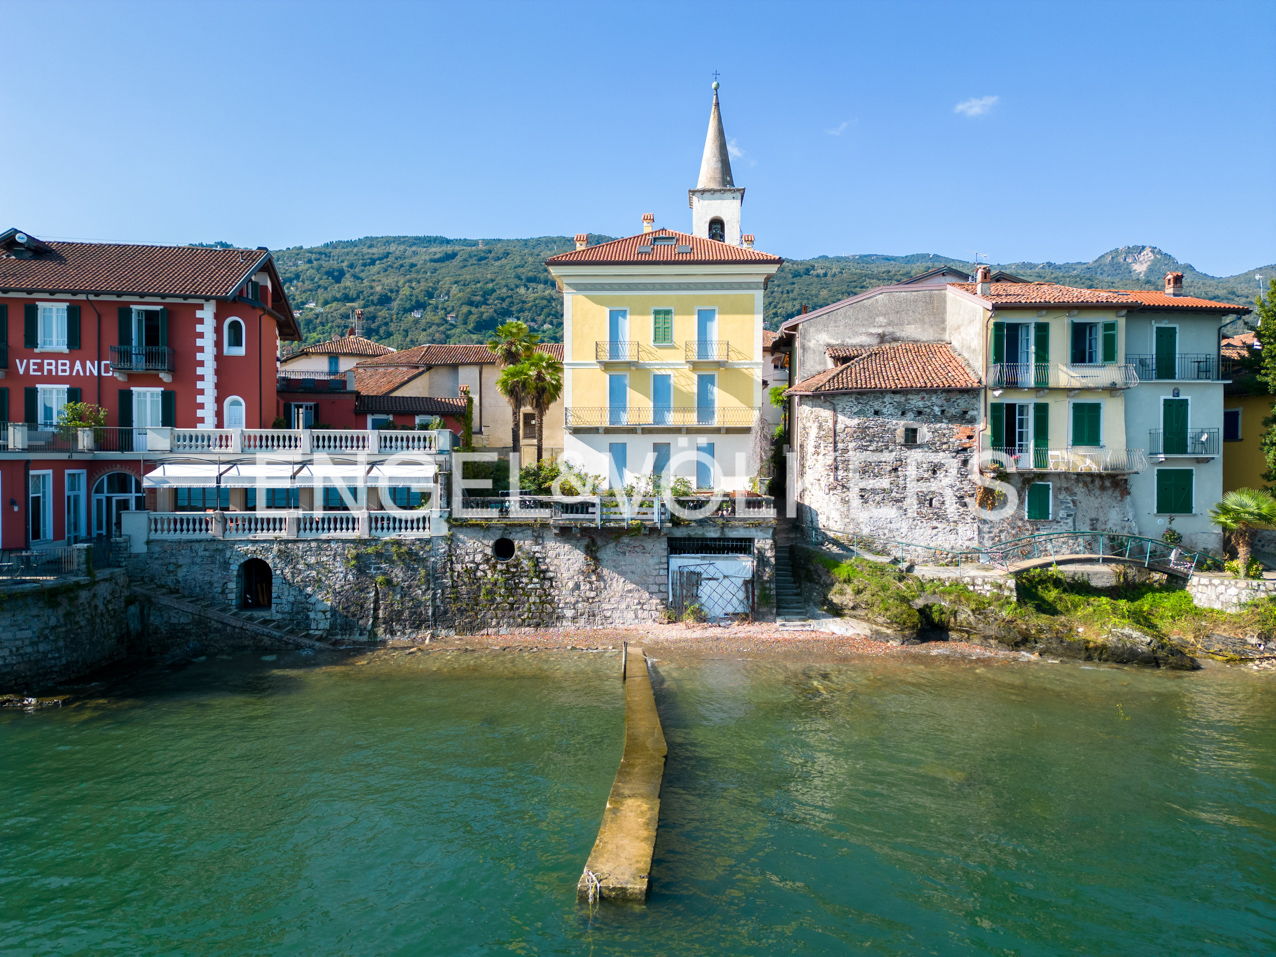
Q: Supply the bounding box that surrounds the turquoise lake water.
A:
[2,649,1274,955]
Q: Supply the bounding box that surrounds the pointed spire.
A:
[696,82,735,189]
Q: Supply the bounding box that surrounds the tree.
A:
[1250,279,1276,487]
[1209,487,1276,572]
[517,350,564,463]
[488,320,539,453]
[496,362,533,457]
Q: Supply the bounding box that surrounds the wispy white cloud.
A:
[727,137,744,159]
[825,120,849,137]
[954,95,999,118]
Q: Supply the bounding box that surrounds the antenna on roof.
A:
[973,252,986,266]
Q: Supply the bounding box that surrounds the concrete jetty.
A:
[577,646,667,903]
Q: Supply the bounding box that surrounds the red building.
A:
[0,228,299,548]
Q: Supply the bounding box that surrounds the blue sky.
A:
[3,0,1273,275]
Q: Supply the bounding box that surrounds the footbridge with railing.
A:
[814,529,1225,578]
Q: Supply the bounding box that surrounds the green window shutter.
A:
[156,307,169,348]
[992,321,1006,365]
[1032,402,1049,467]
[161,390,176,427]
[1071,402,1102,446]
[0,387,9,423]
[25,304,38,348]
[118,392,133,429]
[0,304,8,346]
[1033,322,1049,364]
[67,387,81,405]
[989,401,1004,449]
[118,307,133,348]
[1156,469,1194,514]
[1101,321,1118,364]
[652,309,673,345]
[1026,482,1052,520]
[66,305,81,350]
[24,387,37,424]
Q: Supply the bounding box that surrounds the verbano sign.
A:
[15,358,113,377]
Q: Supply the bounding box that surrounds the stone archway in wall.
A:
[239,558,273,610]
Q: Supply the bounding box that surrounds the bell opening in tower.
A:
[708,217,725,242]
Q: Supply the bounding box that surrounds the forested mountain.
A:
[270,236,1271,349]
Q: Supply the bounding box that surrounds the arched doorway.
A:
[239,559,272,610]
[92,472,144,538]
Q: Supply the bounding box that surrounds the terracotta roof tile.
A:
[0,238,268,298]
[787,342,979,395]
[1105,289,1251,312]
[354,394,468,416]
[290,335,393,357]
[353,366,425,395]
[1222,331,1259,360]
[358,342,563,367]
[546,229,781,266]
[952,281,1134,306]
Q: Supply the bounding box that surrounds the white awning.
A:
[295,464,375,485]
[369,463,438,484]
[143,463,224,488]
[218,463,305,488]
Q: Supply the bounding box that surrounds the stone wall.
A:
[0,570,133,692]
[1187,572,1276,613]
[795,389,982,553]
[987,473,1139,545]
[127,524,776,638]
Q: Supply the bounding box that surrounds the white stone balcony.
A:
[988,446,1148,473]
[989,363,1139,390]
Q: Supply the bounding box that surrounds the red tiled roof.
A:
[354,394,468,416]
[353,366,425,395]
[358,342,564,367]
[787,342,980,394]
[951,281,1134,306]
[1222,332,1259,359]
[290,335,393,357]
[1105,289,1251,312]
[545,229,782,266]
[762,329,779,349]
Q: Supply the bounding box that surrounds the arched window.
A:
[224,396,246,429]
[708,217,725,242]
[92,471,144,537]
[224,317,246,356]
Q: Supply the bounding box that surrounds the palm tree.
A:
[488,321,539,454]
[1209,488,1276,571]
[517,350,564,463]
[496,362,534,458]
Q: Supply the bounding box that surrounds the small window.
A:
[224,396,246,429]
[652,309,674,346]
[1224,409,1242,442]
[492,537,516,562]
[1026,482,1052,521]
[902,427,920,446]
[368,414,394,429]
[652,236,677,246]
[246,488,300,509]
[176,487,231,511]
[224,317,246,356]
[522,411,538,440]
[386,486,428,508]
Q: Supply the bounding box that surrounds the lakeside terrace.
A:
[47,426,776,545]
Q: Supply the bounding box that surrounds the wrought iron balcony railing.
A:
[987,446,1148,473]
[685,340,731,362]
[566,406,757,428]
[595,340,640,362]
[1127,354,1220,381]
[1149,428,1220,457]
[110,344,174,373]
[989,363,1139,389]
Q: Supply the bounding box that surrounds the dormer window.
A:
[708,218,725,242]
[652,236,677,246]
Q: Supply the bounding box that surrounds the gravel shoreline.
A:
[382,622,1019,664]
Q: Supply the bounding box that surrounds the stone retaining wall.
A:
[1186,573,1276,613]
[0,570,133,692]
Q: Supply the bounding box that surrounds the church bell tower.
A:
[689,82,745,245]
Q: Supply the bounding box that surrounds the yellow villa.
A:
[545,85,782,490]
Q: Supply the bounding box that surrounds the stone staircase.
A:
[773,518,808,621]
[134,587,338,651]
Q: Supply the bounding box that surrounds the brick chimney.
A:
[976,265,992,297]
[742,233,755,249]
[346,326,356,337]
[642,213,655,233]
[574,233,588,250]
[1165,271,1184,296]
